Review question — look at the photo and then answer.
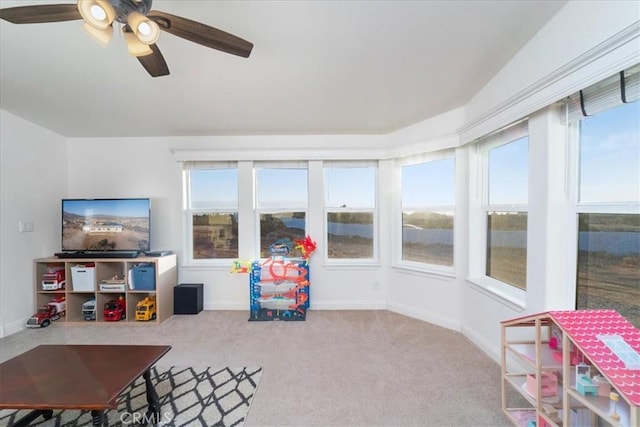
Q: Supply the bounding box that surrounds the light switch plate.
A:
[19,220,34,232]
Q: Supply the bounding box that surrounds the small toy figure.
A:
[294,235,317,259]
[609,392,620,421]
[27,296,66,328]
[230,260,251,273]
[576,375,598,396]
[135,296,156,321]
[269,238,293,256]
[82,298,96,320]
[103,296,126,321]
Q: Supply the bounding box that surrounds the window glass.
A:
[486,212,527,289]
[187,167,239,260]
[192,213,238,259]
[327,212,374,259]
[402,211,453,266]
[577,213,639,326]
[402,160,455,206]
[575,101,639,328]
[190,169,238,209]
[256,166,308,259]
[256,168,308,209]
[485,134,529,289]
[325,167,375,208]
[325,165,376,260]
[260,212,306,258]
[401,158,454,266]
[579,103,640,203]
[488,136,528,205]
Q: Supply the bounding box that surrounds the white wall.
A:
[0,110,67,337]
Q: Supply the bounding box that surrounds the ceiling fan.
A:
[0,0,253,77]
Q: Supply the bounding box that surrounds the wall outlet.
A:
[19,220,34,233]
[373,281,379,290]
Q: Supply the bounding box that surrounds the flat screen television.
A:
[61,198,150,252]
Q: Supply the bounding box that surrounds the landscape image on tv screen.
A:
[62,198,150,252]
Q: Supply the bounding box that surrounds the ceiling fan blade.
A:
[0,4,82,24]
[137,43,170,78]
[148,10,253,58]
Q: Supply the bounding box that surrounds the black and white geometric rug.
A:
[0,366,263,427]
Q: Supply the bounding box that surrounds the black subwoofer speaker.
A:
[174,283,203,314]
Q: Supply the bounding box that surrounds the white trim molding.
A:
[459,21,640,144]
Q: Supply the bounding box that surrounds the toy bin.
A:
[130,263,155,290]
[71,264,95,291]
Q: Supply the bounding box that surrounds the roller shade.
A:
[562,64,640,123]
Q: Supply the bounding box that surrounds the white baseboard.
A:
[0,317,28,338]
[460,323,501,365]
[387,302,461,332]
[204,301,247,310]
[310,300,387,310]
[203,300,388,311]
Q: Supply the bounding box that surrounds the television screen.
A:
[62,198,150,252]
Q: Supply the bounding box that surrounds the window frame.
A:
[183,163,239,266]
[323,161,378,265]
[396,152,455,275]
[468,120,529,306]
[254,162,309,260]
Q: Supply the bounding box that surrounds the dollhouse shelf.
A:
[501,310,639,427]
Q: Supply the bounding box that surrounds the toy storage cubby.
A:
[34,254,177,325]
[501,310,639,427]
[34,261,67,315]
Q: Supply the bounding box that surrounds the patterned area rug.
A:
[0,366,262,427]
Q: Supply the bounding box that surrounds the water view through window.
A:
[486,212,527,290]
[486,135,528,289]
[575,101,640,328]
[401,158,455,266]
[577,213,639,327]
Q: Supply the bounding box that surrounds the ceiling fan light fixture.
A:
[82,22,113,46]
[124,29,153,57]
[77,0,115,30]
[127,11,160,45]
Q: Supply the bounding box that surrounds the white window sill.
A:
[466,276,526,311]
[182,261,236,271]
[392,263,455,279]
[322,262,382,270]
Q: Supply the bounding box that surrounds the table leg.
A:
[143,368,161,426]
[90,409,105,426]
[11,409,53,426]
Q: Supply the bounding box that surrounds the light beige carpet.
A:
[0,310,510,426]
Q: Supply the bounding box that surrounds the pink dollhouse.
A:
[501,309,639,427]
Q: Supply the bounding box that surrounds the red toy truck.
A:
[41,266,65,291]
[103,296,126,321]
[27,297,66,328]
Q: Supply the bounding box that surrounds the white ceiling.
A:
[0,0,567,138]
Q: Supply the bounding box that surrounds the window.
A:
[574,101,639,328]
[401,157,454,267]
[256,165,308,258]
[185,164,239,261]
[482,123,529,290]
[324,163,376,261]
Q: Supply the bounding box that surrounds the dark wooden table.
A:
[0,344,171,426]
